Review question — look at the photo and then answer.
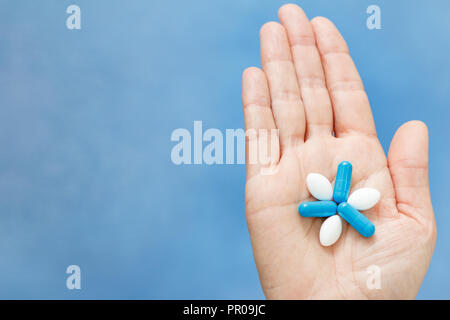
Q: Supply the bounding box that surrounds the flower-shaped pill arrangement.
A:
[298,161,380,247]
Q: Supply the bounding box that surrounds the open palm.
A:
[242,4,436,299]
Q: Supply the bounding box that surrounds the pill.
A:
[333,161,352,203]
[337,202,375,237]
[347,188,380,211]
[319,214,342,246]
[298,201,337,217]
[306,173,333,201]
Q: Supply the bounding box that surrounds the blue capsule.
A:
[298,201,337,217]
[337,202,375,237]
[333,161,352,203]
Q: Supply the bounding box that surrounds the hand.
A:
[242,4,436,299]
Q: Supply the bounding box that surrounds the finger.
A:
[242,67,279,179]
[388,121,434,226]
[311,17,376,138]
[278,4,333,138]
[260,22,305,151]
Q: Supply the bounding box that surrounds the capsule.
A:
[319,215,343,246]
[298,201,337,217]
[333,161,352,203]
[306,173,333,201]
[337,202,375,237]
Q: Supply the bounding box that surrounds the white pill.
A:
[319,215,342,247]
[347,188,380,211]
[306,173,333,201]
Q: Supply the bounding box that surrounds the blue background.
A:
[0,0,449,299]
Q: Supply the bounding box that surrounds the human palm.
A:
[242,4,436,299]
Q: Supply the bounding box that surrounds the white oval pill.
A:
[347,188,380,211]
[306,173,333,201]
[319,215,342,247]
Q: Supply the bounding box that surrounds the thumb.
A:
[387,120,434,225]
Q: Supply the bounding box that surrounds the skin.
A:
[242,4,436,299]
